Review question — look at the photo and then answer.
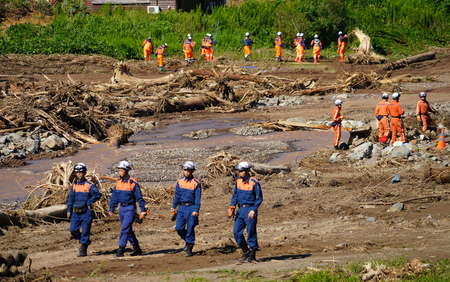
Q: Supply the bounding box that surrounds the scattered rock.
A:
[144,121,156,131]
[0,136,7,144]
[390,146,411,158]
[43,135,64,150]
[349,142,373,160]
[388,203,404,212]
[183,129,216,140]
[330,152,340,163]
[26,137,40,154]
[231,126,273,136]
[366,217,376,222]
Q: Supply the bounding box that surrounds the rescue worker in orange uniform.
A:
[375,93,390,144]
[244,32,255,61]
[171,161,202,257]
[183,34,196,66]
[275,31,285,62]
[416,91,437,132]
[200,34,209,60]
[109,161,147,257]
[388,92,405,143]
[229,161,263,263]
[294,33,306,63]
[67,163,101,257]
[155,43,168,72]
[142,37,153,62]
[332,99,344,150]
[310,34,322,63]
[337,31,348,62]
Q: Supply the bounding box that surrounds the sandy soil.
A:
[1,50,450,281]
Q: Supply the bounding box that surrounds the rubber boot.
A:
[130,243,143,256]
[334,146,340,150]
[114,246,125,257]
[238,242,251,262]
[77,244,88,257]
[185,243,194,257]
[276,57,281,62]
[183,241,187,251]
[185,60,189,66]
[246,248,256,263]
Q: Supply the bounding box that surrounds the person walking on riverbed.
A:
[388,92,405,143]
[109,161,147,257]
[171,161,202,257]
[229,162,263,263]
[375,93,390,144]
[67,163,101,257]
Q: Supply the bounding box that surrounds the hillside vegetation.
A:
[0,0,449,60]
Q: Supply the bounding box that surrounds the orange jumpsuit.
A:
[142,40,153,61]
[337,35,347,62]
[310,39,322,63]
[375,99,390,142]
[388,100,405,143]
[332,106,342,147]
[275,36,282,59]
[416,99,436,132]
[155,45,166,69]
[183,39,196,63]
[294,37,305,63]
[202,38,213,61]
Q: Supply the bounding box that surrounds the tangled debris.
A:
[346,28,387,65]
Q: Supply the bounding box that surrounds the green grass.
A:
[0,0,449,60]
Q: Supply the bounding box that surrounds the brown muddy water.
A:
[0,119,348,202]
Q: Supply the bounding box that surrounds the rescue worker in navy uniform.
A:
[229,161,263,263]
[171,161,202,257]
[109,161,147,257]
[67,163,101,257]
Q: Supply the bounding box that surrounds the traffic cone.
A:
[436,128,446,150]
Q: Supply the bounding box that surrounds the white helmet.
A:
[419,91,426,97]
[147,37,151,40]
[392,92,400,100]
[188,36,192,40]
[314,34,319,38]
[296,33,300,37]
[338,31,343,35]
[117,160,131,170]
[335,99,343,106]
[181,161,195,170]
[277,31,282,36]
[236,161,251,171]
[74,163,87,172]
[187,34,191,38]
[300,33,304,37]
[245,32,250,37]
[164,43,168,47]
[206,33,211,37]
[381,93,389,99]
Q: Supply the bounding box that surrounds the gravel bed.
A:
[110,141,294,182]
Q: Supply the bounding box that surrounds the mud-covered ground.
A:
[1,50,450,281]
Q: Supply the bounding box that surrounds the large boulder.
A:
[349,142,373,160]
[26,137,40,154]
[43,135,64,150]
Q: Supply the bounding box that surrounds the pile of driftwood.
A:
[346,28,387,65]
[0,60,436,148]
[205,150,290,184]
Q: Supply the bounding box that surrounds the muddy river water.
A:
[0,119,348,202]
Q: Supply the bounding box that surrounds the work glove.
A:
[163,53,167,57]
[155,54,157,59]
[339,115,345,119]
[417,116,421,121]
[67,212,72,219]
[280,44,286,48]
[320,46,323,50]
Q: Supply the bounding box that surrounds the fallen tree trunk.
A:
[297,85,340,95]
[112,62,176,85]
[251,163,290,175]
[423,166,450,183]
[24,204,68,222]
[382,51,436,71]
[189,69,267,84]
